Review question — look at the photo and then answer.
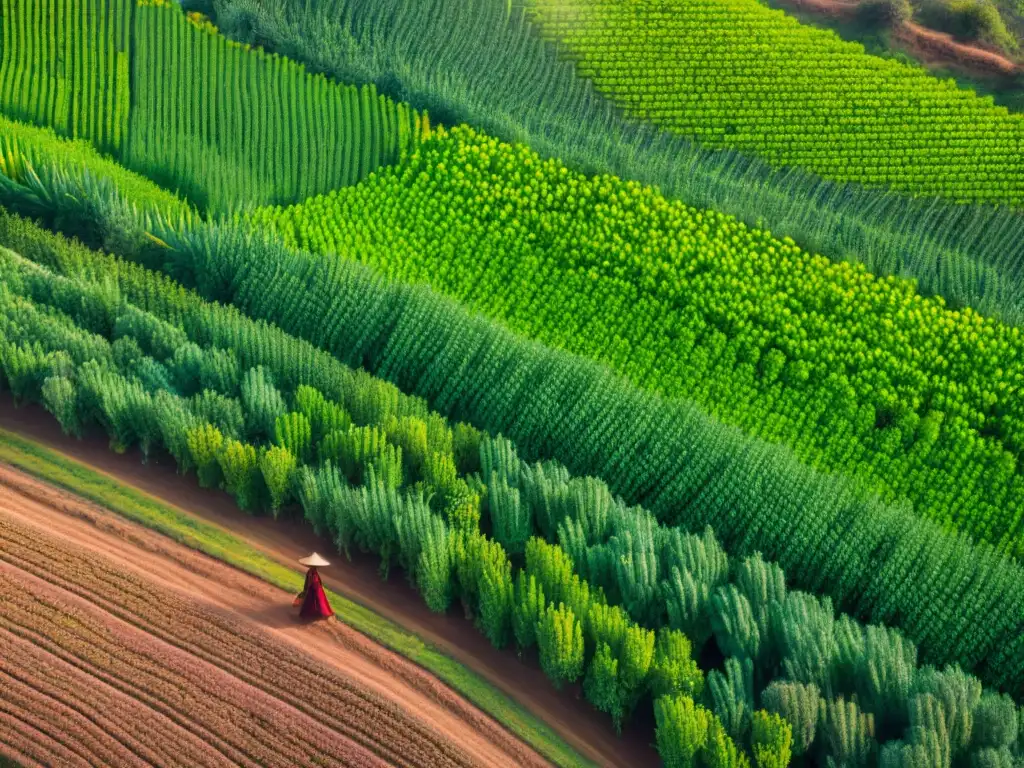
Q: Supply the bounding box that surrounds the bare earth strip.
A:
[0,462,550,768]
[0,399,656,766]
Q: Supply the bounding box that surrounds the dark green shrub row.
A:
[3,213,1022,766]
[0,125,1021,702]
[255,124,1024,558]
[0,216,762,766]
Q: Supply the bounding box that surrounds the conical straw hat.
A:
[298,552,330,568]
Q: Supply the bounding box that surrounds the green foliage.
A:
[823,696,878,768]
[655,694,711,768]
[259,444,296,514]
[296,384,352,444]
[189,389,244,440]
[913,665,983,757]
[661,526,729,649]
[486,470,531,555]
[751,710,793,768]
[856,624,918,730]
[217,438,260,511]
[417,515,452,613]
[585,643,624,731]
[187,422,224,488]
[919,0,1018,50]
[256,124,1024,563]
[125,2,427,212]
[513,571,546,652]
[711,585,762,664]
[770,592,838,695]
[649,627,703,700]
[971,693,1019,751]
[476,537,515,648]
[701,717,752,768]
[240,366,287,441]
[761,680,823,756]
[709,656,756,745]
[524,0,1023,205]
[274,411,312,464]
[41,375,81,437]
[321,424,402,488]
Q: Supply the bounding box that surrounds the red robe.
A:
[296,567,334,619]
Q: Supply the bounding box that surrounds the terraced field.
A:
[0,461,549,768]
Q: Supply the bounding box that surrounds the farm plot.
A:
[0,461,547,768]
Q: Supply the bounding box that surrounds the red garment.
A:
[299,567,334,619]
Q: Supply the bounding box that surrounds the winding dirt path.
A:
[894,22,1020,77]
[0,461,549,768]
[0,397,660,767]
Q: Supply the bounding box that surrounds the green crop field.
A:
[0,0,1022,765]
[524,0,1024,207]
[254,124,1024,557]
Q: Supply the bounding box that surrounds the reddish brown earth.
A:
[772,0,1020,78]
[0,461,550,768]
[894,21,1020,77]
[0,397,660,768]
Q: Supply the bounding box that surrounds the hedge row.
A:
[0,120,1020,700]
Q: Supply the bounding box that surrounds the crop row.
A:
[255,125,1024,557]
[0,561,393,768]
[0,512,479,768]
[523,0,1024,207]
[126,2,427,211]
[0,0,426,213]
[0,206,1021,766]
[0,624,231,767]
[0,0,132,153]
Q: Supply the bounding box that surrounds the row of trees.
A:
[0,133,1021,703]
[1,209,1022,766]
[195,0,1024,330]
[0,217,769,766]
[253,124,1024,559]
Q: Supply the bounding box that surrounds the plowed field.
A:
[0,462,549,768]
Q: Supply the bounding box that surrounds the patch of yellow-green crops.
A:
[0,0,132,154]
[254,124,1024,558]
[522,0,1024,208]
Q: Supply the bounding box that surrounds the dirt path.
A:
[0,461,550,768]
[0,398,659,767]
[895,21,1020,77]
[770,0,1020,78]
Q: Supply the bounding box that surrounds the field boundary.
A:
[0,425,591,768]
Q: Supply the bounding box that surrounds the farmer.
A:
[293,552,334,620]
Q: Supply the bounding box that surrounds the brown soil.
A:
[771,0,1020,78]
[0,461,548,768]
[0,396,660,768]
[895,21,1020,77]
